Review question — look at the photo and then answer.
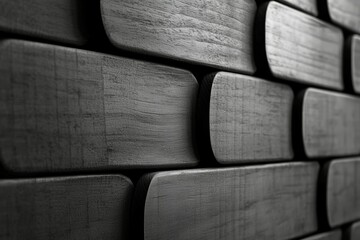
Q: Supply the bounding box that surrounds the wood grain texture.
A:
[199,71,293,164]
[300,88,360,158]
[349,35,360,93]
[345,221,360,240]
[259,0,318,15]
[300,230,341,240]
[327,0,360,34]
[135,162,319,240]
[0,175,133,240]
[260,1,343,89]
[324,158,360,227]
[0,39,199,172]
[280,0,317,15]
[0,0,89,45]
[100,0,257,73]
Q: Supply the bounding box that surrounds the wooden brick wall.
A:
[0,0,360,239]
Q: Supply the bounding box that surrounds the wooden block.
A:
[260,0,318,16]
[281,0,317,15]
[0,39,199,172]
[345,221,360,240]
[134,162,319,240]
[299,88,360,158]
[347,35,360,93]
[326,0,360,34]
[257,1,343,90]
[198,72,293,164]
[323,158,360,227]
[0,0,89,45]
[0,175,133,239]
[300,230,342,240]
[100,0,257,73]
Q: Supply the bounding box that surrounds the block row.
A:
[2,159,360,239]
[2,40,360,172]
[2,1,360,91]
[198,74,360,163]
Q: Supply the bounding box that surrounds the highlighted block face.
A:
[100,0,257,73]
[259,1,343,89]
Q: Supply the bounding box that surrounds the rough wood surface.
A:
[300,230,341,240]
[0,0,89,45]
[0,175,133,240]
[349,35,360,93]
[200,71,293,164]
[300,88,360,158]
[345,221,360,240]
[327,0,360,34]
[100,0,257,73]
[324,158,360,227]
[135,162,319,240]
[0,39,199,172]
[261,1,343,89]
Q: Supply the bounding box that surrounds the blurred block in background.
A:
[298,88,360,158]
[326,0,360,34]
[322,158,360,227]
[300,230,341,240]
[345,221,360,240]
[0,175,133,240]
[346,35,360,94]
[0,0,90,45]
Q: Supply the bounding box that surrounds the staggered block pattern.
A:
[0,0,360,239]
